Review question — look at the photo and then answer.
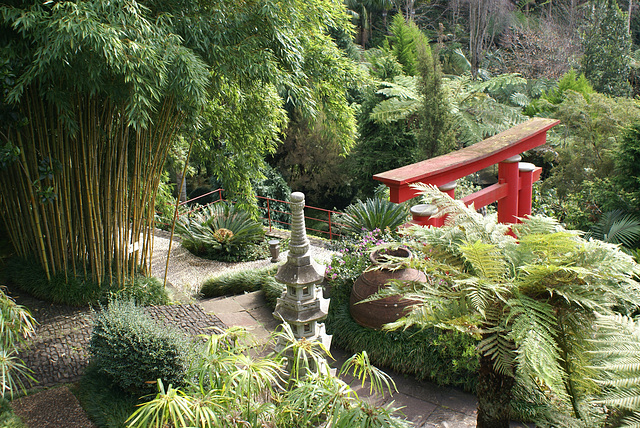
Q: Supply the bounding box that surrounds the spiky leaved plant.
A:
[588,210,640,251]
[339,197,408,236]
[371,184,640,428]
[0,287,36,398]
[176,203,264,258]
[127,322,410,428]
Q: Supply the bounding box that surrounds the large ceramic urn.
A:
[349,247,426,330]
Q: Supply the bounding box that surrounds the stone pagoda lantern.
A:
[273,192,331,350]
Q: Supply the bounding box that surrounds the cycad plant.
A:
[176,203,264,259]
[372,184,640,427]
[588,210,640,251]
[339,197,408,236]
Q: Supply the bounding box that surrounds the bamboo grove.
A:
[0,0,208,288]
[1,92,182,286]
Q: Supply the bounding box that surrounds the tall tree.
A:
[415,40,457,159]
[468,0,491,79]
[159,0,361,210]
[0,0,360,291]
[581,0,632,97]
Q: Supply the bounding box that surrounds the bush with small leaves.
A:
[89,300,190,396]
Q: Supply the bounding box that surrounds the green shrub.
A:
[200,266,277,298]
[252,164,292,228]
[0,398,27,428]
[338,198,408,236]
[89,300,190,396]
[74,363,139,428]
[262,279,285,310]
[106,276,169,307]
[177,202,265,261]
[326,274,479,392]
[5,257,102,306]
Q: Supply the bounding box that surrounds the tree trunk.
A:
[629,0,633,35]
[176,169,187,203]
[468,0,489,79]
[476,355,514,428]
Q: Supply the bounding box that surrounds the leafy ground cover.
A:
[74,300,410,428]
[2,257,169,307]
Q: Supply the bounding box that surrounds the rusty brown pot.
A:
[349,247,426,330]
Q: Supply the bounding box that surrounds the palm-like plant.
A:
[588,210,640,250]
[176,203,264,257]
[339,197,408,236]
[371,184,640,427]
[0,287,36,398]
[127,322,409,428]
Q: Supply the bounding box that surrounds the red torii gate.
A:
[373,118,560,226]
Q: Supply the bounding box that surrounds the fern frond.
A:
[478,331,516,376]
[510,92,530,107]
[508,295,567,399]
[620,412,640,428]
[376,76,419,99]
[459,240,506,279]
[513,215,564,237]
[370,97,420,123]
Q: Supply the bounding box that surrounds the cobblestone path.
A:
[12,293,225,389]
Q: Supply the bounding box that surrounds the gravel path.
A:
[149,229,336,299]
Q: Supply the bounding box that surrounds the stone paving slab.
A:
[199,297,245,314]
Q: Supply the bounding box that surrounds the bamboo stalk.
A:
[15,132,51,280]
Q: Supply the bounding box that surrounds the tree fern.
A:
[372,183,640,426]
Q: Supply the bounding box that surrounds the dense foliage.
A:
[0,287,36,398]
[338,198,409,235]
[3,257,168,306]
[199,265,284,306]
[0,0,209,287]
[176,203,266,262]
[124,323,409,428]
[377,185,640,427]
[581,0,632,97]
[89,300,191,396]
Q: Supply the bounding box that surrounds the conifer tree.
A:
[581,0,632,97]
[415,41,457,160]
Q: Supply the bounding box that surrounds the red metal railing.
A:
[164,188,345,240]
